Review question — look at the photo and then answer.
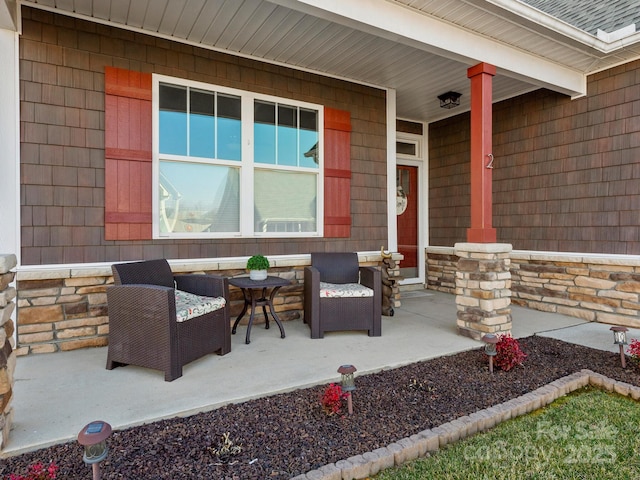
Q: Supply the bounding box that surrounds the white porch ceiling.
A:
[18,0,640,123]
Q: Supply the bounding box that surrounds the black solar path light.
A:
[610,326,629,368]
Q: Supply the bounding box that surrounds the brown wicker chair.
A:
[106,259,231,381]
[304,252,382,339]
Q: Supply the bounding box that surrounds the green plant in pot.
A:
[247,254,270,281]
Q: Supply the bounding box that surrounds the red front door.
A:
[396,165,418,278]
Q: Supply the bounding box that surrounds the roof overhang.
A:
[272,0,586,97]
[15,0,640,122]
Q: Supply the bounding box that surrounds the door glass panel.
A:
[397,165,418,279]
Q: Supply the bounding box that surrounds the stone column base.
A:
[0,253,17,451]
[454,243,512,340]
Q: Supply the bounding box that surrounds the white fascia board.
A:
[269,0,586,97]
[483,0,639,54]
[0,0,18,31]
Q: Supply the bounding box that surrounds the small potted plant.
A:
[246,254,270,281]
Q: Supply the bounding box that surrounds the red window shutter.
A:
[324,108,351,238]
[104,67,153,240]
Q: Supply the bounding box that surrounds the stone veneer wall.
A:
[454,243,512,340]
[0,254,17,450]
[15,253,398,356]
[426,247,640,329]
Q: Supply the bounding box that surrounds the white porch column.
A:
[386,87,398,252]
[0,14,18,451]
[0,27,19,259]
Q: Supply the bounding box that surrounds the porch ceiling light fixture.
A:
[482,333,499,374]
[610,326,629,368]
[338,364,357,414]
[437,91,462,109]
[78,420,112,480]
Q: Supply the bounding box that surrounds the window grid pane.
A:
[216,93,241,161]
[156,78,321,238]
[254,100,276,164]
[159,83,187,155]
[254,101,319,169]
[189,89,215,159]
[254,169,317,233]
[159,161,240,234]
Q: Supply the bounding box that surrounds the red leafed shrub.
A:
[495,334,527,371]
[627,338,640,368]
[7,462,58,480]
[321,383,348,416]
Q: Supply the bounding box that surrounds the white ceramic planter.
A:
[249,269,267,281]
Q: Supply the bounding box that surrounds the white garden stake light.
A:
[610,326,628,368]
[338,364,357,414]
[78,420,112,480]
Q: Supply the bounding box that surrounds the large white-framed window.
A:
[152,74,323,239]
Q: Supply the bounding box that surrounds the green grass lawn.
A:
[374,387,640,480]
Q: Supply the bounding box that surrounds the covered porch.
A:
[5,289,627,458]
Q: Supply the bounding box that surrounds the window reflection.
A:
[254,170,317,233]
[254,100,318,168]
[300,108,318,167]
[159,161,239,233]
[160,83,241,160]
[254,101,276,164]
[217,94,242,161]
[189,89,214,158]
[156,78,321,238]
[159,84,187,155]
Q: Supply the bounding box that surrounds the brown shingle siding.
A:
[33,226,49,246]
[40,247,62,263]
[62,246,84,263]
[20,6,387,265]
[21,164,51,184]
[54,187,77,207]
[431,58,640,254]
[52,166,77,186]
[51,226,72,246]
[83,206,103,226]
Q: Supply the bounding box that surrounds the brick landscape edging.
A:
[291,370,640,480]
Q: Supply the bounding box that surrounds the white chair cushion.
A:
[319,282,374,298]
[174,290,226,323]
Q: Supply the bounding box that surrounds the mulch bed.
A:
[2,335,639,479]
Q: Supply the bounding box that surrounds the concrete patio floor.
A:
[3,290,637,458]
